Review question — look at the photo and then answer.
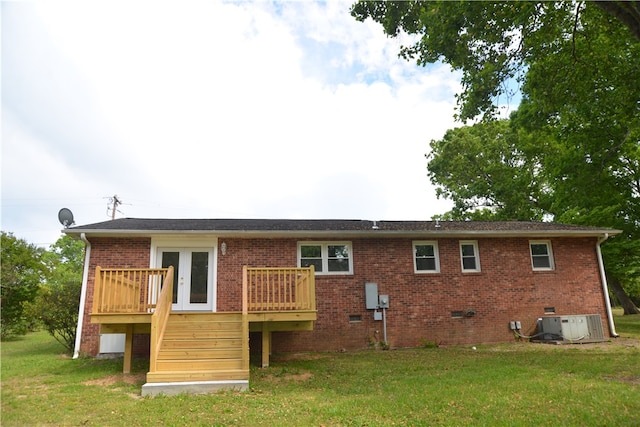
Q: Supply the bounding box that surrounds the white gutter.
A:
[64,229,618,240]
[597,233,618,337]
[73,233,91,359]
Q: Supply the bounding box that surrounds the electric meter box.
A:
[378,295,389,309]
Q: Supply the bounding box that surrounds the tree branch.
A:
[572,2,584,61]
[595,1,640,42]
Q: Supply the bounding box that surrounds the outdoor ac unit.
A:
[537,314,606,342]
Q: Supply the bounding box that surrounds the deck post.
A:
[123,324,134,374]
[261,322,271,368]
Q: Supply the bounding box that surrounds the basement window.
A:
[544,307,556,314]
[451,311,464,318]
[349,315,362,323]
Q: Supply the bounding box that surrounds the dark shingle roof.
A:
[64,218,620,238]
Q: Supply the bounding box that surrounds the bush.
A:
[1,232,47,339]
[35,281,82,353]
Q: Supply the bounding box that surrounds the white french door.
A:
[158,248,214,311]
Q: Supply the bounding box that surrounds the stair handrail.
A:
[149,266,174,373]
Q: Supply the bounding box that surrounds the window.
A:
[460,241,480,272]
[530,241,554,270]
[413,241,440,273]
[298,242,352,275]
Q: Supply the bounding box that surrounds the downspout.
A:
[73,233,91,359]
[596,233,618,337]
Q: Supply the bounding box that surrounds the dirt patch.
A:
[83,373,146,387]
[603,375,640,385]
[537,336,640,350]
[285,371,313,382]
[263,370,314,383]
[271,352,328,362]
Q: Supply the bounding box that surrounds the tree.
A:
[351,1,639,122]
[1,232,48,338]
[595,1,640,41]
[35,235,85,352]
[427,119,549,221]
[352,1,640,314]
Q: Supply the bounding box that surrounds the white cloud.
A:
[2,0,457,247]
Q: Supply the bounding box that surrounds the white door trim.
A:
[150,236,218,312]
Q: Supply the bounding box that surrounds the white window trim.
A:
[530,240,555,271]
[413,240,440,273]
[459,240,481,272]
[297,241,353,275]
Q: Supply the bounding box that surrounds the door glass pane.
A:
[161,252,180,304]
[190,252,209,304]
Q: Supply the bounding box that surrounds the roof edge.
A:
[63,227,622,239]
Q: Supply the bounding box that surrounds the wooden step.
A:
[158,348,243,360]
[151,312,247,381]
[165,320,242,330]
[167,312,243,322]
[147,369,249,383]
[160,338,243,350]
[155,358,244,372]
[163,329,242,339]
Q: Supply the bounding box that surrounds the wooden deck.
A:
[90,265,316,395]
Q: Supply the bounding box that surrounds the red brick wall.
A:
[81,235,611,356]
[217,236,610,351]
[80,237,151,356]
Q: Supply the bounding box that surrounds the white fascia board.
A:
[63,228,622,240]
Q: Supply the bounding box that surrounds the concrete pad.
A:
[141,380,249,397]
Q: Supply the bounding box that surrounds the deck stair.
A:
[142,312,249,396]
[92,266,316,396]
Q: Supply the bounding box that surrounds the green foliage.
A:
[1,232,47,339]
[427,120,549,221]
[351,1,639,122]
[35,235,85,353]
[34,281,82,353]
[419,337,440,348]
[352,0,640,308]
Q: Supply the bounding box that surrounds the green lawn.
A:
[2,314,639,426]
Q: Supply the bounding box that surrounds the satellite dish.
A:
[58,208,75,228]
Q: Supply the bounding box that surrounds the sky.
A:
[2,0,467,247]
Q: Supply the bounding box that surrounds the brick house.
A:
[64,218,619,394]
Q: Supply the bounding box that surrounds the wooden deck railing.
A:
[149,266,174,373]
[93,267,169,314]
[241,267,249,372]
[243,266,316,312]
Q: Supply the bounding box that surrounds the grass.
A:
[2,313,639,426]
